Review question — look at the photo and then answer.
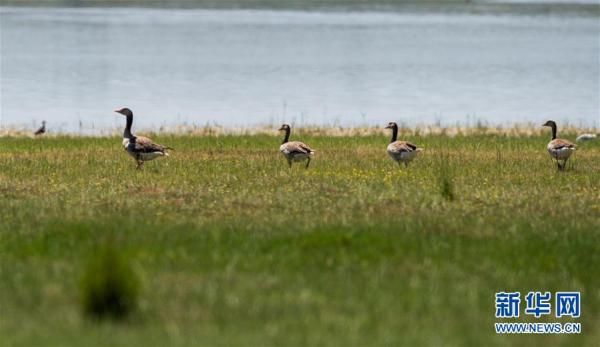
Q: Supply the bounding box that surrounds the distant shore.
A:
[1,124,597,138]
[1,0,599,17]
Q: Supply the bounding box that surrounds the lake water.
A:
[1,6,598,133]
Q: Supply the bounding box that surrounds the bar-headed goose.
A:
[385,122,422,167]
[115,108,172,169]
[278,124,315,168]
[543,120,576,171]
[34,121,46,136]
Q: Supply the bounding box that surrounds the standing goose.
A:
[115,108,172,169]
[34,121,46,136]
[385,122,422,167]
[278,124,315,168]
[543,120,576,171]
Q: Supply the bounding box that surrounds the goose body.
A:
[387,141,419,164]
[122,136,169,162]
[385,122,421,167]
[543,120,575,170]
[547,139,576,160]
[278,124,314,168]
[115,108,171,169]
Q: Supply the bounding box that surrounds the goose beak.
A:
[114,109,123,115]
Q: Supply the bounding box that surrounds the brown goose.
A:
[543,120,575,170]
[385,122,422,167]
[34,121,46,136]
[278,124,315,168]
[115,108,172,169]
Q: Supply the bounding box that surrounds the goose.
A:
[576,133,597,142]
[114,108,172,169]
[278,124,315,168]
[542,120,576,171]
[34,121,46,136]
[385,122,422,167]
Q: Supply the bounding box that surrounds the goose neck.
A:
[390,126,398,143]
[123,114,134,139]
[282,128,290,144]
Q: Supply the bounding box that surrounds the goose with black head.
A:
[542,120,575,171]
[384,122,422,167]
[278,124,315,168]
[115,108,172,169]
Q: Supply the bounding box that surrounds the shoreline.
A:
[1,124,597,138]
[1,1,598,15]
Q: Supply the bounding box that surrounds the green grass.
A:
[0,132,599,346]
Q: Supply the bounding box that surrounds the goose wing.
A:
[132,136,168,153]
[549,139,576,150]
[285,141,314,154]
[388,141,418,153]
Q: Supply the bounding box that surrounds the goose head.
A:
[114,108,133,117]
[278,124,292,144]
[385,122,399,142]
[385,122,398,130]
[115,108,134,139]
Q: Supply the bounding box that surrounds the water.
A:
[1,6,598,133]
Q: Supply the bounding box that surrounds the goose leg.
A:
[136,160,144,170]
[404,161,409,168]
[305,157,311,169]
[287,160,292,169]
[553,157,560,170]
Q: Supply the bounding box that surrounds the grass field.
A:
[0,129,599,346]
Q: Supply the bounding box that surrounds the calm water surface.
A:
[1,7,598,132]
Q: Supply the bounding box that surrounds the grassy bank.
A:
[0,131,599,346]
